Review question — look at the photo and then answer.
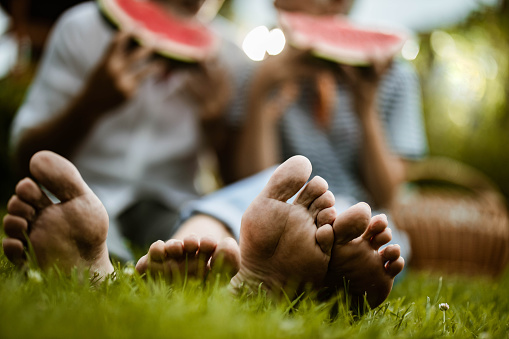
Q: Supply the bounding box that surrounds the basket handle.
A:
[405,156,507,210]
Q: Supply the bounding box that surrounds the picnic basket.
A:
[391,156,509,277]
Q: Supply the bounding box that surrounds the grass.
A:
[0,207,508,339]
[1,236,508,339]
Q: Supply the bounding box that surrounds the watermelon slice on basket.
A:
[278,11,408,65]
[97,0,219,62]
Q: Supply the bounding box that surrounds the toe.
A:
[15,178,52,211]
[385,257,405,277]
[371,228,392,250]
[362,214,388,242]
[381,244,401,262]
[135,254,149,274]
[294,176,329,208]
[183,234,199,255]
[148,240,166,262]
[2,238,26,266]
[315,224,334,255]
[164,239,184,259]
[7,196,35,222]
[317,207,336,228]
[260,155,312,202]
[29,151,91,202]
[309,190,335,220]
[199,236,217,257]
[210,237,240,276]
[197,237,217,273]
[332,202,371,244]
[3,215,29,242]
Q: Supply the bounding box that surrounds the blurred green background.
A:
[0,3,508,207]
[414,8,509,200]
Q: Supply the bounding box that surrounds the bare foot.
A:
[135,235,240,282]
[2,151,113,277]
[323,202,405,309]
[231,155,335,296]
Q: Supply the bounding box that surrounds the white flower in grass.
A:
[27,269,43,283]
[123,266,135,277]
[439,303,449,311]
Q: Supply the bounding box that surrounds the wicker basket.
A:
[391,157,509,277]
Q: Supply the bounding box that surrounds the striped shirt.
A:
[232,58,428,206]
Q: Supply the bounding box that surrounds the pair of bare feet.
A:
[2,151,404,308]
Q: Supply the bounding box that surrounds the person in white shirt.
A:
[9,0,250,261]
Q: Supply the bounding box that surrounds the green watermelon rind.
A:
[97,0,218,63]
[286,40,372,66]
[279,11,407,66]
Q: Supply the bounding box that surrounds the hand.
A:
[257,47,322,91]
[274,0,354,15]
[336,57,393,115]
[183,58,232,121]
[80,31,167,116]
[250,47,328,123]
[260,81,300,124]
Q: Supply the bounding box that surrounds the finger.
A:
[283,45,313,61]
[337,64,358,83]
[266,53,320,83]
[110,30,133,58]
[275,81,299,117]
[193,62,210,78]
[130,59,167,83]
[373,56,393,76]
[126,45,155,66]
[104,31,135,74]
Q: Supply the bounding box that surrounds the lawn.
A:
[1,227,508,339]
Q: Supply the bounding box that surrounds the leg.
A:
[134,167,280,282]
[135,215,240,281]
[179,164,278,240]
[323,202,405,309]
[230,155,335,296]
[2,151,113,277]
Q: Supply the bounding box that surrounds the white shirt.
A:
[10,2,249,221]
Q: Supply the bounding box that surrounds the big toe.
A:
[29,151,90,202]
[260,155,312,202]
[333,202,372,244]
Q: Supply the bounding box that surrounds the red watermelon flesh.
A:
[278,11,408,65]
[98,0,219,62]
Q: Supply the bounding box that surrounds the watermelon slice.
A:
[278,11,408,66]
[97,0,220,62]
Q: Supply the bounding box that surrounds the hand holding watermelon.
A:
[98,0,219,62]
[246,48,317,124]
[183,58,232,121]
[278,10,408,66]
[274,0,354,16]
[336,57,393,115]
[80,31,167,117]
